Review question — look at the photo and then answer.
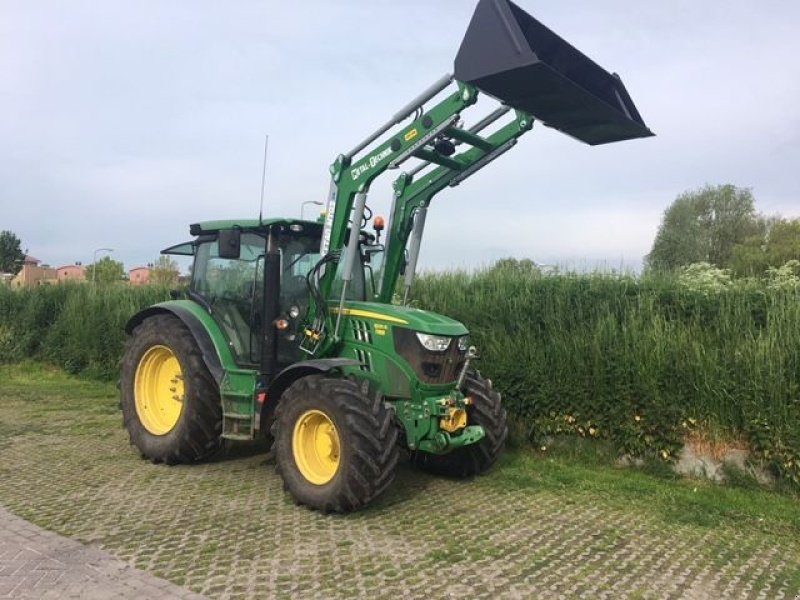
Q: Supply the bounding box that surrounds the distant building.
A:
[57,265,87,282]
[11,255,57,287]
[129,266,151,286]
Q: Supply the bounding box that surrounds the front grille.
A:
[393,328,465,385]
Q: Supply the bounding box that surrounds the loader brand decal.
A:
[404,128,419,142]
[350,165,367,181]
[320,191,337,256]
[369,147,393,168]
[331,307,408,325]
[351,147,393,181]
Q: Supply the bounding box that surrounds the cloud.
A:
[1,0,798,272]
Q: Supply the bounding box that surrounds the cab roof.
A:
[189,218,320,236]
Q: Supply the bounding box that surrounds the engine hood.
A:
[333,302,468,336]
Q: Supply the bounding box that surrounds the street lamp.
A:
[91,248,114,283]
[301,200,324,220]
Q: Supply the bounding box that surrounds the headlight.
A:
[457,335,469,351]
[416,333,451,352]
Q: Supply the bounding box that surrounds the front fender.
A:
[260,358,361,428]
[125,301,238,385]
[265,358,362,403]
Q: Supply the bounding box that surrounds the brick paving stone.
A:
[0,506,205,600]
[2,372,800,599]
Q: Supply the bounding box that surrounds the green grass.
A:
[484,439,800,536]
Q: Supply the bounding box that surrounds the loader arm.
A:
[309,83,531,349]
[303,79,481,352]
[376,108,534,304]
[302,0,653,355]
[318,79,476,297]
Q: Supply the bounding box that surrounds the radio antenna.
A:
[258,134,269,224]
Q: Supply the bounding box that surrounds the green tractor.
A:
[120,0,652,512]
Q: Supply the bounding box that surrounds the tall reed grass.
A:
[1,268,797,484]
[0,284,171,379]
[412,264,800,484]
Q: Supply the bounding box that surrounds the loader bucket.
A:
[454,0,654,145]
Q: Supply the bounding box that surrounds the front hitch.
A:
[421,425,485,454]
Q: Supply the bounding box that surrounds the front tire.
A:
[412,370,508,477]
[271,375,399,513]
[120,314,222,464]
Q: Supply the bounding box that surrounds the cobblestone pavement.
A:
[1,367,799,599]
[0,506,204,599]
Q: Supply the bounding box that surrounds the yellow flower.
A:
[634,415,642,422]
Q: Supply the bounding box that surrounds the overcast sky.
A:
[2,0,799,273]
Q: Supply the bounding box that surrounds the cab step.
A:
[220,369,259,441]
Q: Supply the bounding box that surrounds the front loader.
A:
[120,0,653,513]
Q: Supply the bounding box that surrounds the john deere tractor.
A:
[120,0,652,512]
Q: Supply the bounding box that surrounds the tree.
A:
[646,185,761,271]
[492,257,541,274]
[0,230,25,275]
[86,256,125,284]
[766,219,800,265]
[731,217,800,276]
[150,256,180,286]
[646,195,708,270]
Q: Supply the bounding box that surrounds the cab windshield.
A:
[189,228,370,366]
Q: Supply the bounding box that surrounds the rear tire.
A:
[271,375,399,513]
[120,314,222,464]
[411,370,508,477]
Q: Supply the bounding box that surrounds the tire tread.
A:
[271,375,399,513]
[120,315,222,464]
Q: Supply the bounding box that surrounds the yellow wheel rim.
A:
[292,409,341,485]
[134,345,185,435]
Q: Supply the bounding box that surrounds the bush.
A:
[765,260,800,291]
[677,262,732,293]
[412,263,800,486]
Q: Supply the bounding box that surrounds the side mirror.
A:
[362,244,384,265]
[218,229,241,259]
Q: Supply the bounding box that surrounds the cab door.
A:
[190,232,267,366]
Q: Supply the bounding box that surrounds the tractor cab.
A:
[163,218,380,369]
